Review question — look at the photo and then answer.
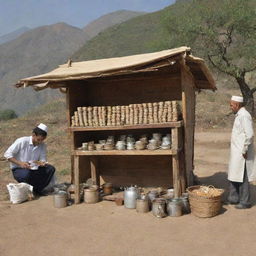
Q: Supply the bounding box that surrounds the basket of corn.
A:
[187,185,224,218]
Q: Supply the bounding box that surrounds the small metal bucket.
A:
[54,191,67,208]
[167,198,182,217]
[102,183,113,195]
[84,187,99,204]
[152,198,167,218]
[180,195,190,214]
[136,199,149,213]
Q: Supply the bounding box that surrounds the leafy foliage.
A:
[168,0,256,78]
[165,0,256,113]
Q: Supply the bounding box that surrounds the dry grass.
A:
[195,87,240,128]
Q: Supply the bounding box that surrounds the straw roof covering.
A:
[16,46,216,91]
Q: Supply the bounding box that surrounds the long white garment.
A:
[4,136,47,169]
[228,107,256,182]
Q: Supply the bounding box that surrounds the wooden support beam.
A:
[181,62,196,187]
[74,155,80,204]
[172,154,182,198]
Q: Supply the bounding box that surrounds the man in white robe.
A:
[228,96,256,209]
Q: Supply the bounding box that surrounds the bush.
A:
[0,109,17,120]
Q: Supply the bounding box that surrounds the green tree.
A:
[168,0,256,113]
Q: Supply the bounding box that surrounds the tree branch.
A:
[244,65,256,73]
[251,88,256,94]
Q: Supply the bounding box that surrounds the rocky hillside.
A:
[0,10,145,115]
[0,23,87,115]
[83,10,144,39]
[0,26,30,45]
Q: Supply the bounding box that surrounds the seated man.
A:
[4,123,56,195]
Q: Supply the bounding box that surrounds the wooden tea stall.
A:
[16,47,216,203]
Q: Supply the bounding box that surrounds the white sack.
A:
[6,183,33,204]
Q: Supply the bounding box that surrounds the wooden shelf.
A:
[72,149,179,156]
[68,121,183,132]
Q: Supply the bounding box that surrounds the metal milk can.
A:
[124,186,139,209]
[84,186,99,204]
[54,191,67,208]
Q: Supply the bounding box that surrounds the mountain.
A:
[83,10,145,39]
[72,7,170,61]
[0,10,145,115]
[0,27,30,45]
[0,23,87,115]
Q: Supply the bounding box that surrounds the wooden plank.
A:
[181,63,196,187]
[90,157,99,185]
[74,155,80,204]
[72,149,178,156]
[179,150,186,193]
[70,132,75,183]
[98,155,173,188]
[68,121,183,131]
[171,127,178,151]
[66,76,181,109]
[172,154,182,198]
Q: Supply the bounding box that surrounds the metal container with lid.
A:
[54,191,67,208]
[124,186,139,209]
[152,198,167,218]
[84,187,99,204]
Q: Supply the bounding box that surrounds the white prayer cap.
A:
[231,96,243,103]
[37,123,48,133]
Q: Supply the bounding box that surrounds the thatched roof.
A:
[16,46,216,91]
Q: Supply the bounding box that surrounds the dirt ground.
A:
[1,129,256,256]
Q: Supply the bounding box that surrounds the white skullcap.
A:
[231,96,243,103]
[37,123,48,133]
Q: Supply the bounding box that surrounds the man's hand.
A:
[243,153,248,159]
[39,161,46,167]
[19,162,30,169]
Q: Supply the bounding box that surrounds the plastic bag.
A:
[6,183,33,204]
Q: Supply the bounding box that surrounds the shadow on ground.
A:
[197,171,256,206]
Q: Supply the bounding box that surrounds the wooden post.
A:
[171,127,178,152]
[172,154,182,198]
[181,61,196,187]
[74,155,80,204]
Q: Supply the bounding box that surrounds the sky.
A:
[0,0,175,36]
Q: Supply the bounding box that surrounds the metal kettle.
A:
[124,185,139,209]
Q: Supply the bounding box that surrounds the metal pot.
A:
[136,199,149,213]
[167,198,182,217]
[102,183,113,195]
[152,198,167,218]
[148,190,159,202]
[180,195,190,214]
[54,191,67,208]
[84,187,99,204]
[124,186,139,209]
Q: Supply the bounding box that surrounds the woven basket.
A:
[187,185,224,218]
